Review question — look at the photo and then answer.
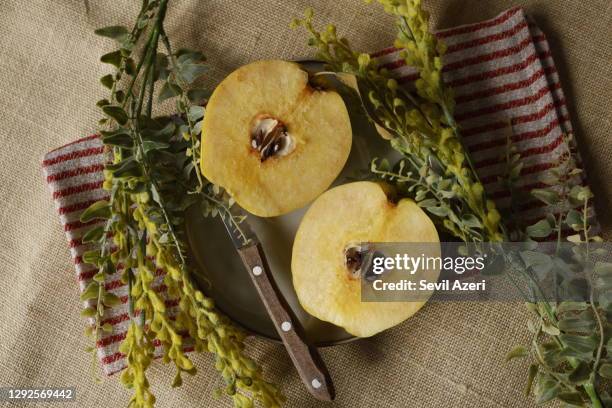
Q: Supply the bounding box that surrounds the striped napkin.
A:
[42,7,595,376]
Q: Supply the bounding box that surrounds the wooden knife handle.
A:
[237,242,335,401]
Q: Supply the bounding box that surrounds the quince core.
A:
[291,181,440,337]
[200,60,352,217]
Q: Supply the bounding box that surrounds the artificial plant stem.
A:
[128,0,190,289]
[123,29,157,110]
[135,28,158,120]
[585,384,603,408]
[146,51,156,118]
[123,0,168,113]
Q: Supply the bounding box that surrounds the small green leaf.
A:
[541,322,560,336]
[176,48,205,64]
[93,272,105,283]
[558,317,595,333]
[100,50,123,68]
[80,281,99,301]
[192,120,202,137]
[565,209,583,231]
[178,63,208,84]
[80,200,110,223]
[416,198,437,208]
[376,158,391,172]
[158,232,169,244]
[535,375,560,404]
[566,167,581,176]
[597,276,612,291]
[102,132,133,148]
[102,105,128,125]
[461,214,482,229]
[101,323,113,333]
[136,15,148,29]
[106,262,116,278]
[172,370,183,388]
[413,188,427,202]
[142,140,170,154]
[525,302,538,313]
[559,334,597,354]
[110,157,141,178]
[94,25,129,41]
[599,363,612,379]
[158,81,181,102]
[82,250,101,265]
[557,392,585,406]
[556,301,588,314]
[80,307,96,318]
[115,90,125,103]
[603,292,612,311]
[125,58,136,76]
[569,185,593,202]
[100,74,114,89]
[187,88,211,104]
[540,172,559,185]
[510,161,523,179]
[525,364,538,396]
[187,106,204,122]
[520,251,552,272]
[526,219,552,238]
[558,347,594,361]
[568,361,591,385]
[426,206,449,217]
[531,188,560,205]
[96,99,110,107]
[539,342,562,367]
[506,345,528,361]
[82,225,104,243]
[595,262,612,277]
[103,293,122,307]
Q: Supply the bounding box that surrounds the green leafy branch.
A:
[506,138,610,407]
[80,1,283,407]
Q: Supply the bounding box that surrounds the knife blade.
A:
[219,198,335,401]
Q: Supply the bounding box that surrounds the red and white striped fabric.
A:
[42,7,595,375]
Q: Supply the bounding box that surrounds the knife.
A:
[220,199,335,401]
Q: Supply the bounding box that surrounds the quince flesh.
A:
[200,60,352,217]
[291,181,440,337]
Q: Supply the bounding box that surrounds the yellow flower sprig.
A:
[128,188,284,408]
[292,6,504,242]
[120,322,157,408]
[372,0,452,111]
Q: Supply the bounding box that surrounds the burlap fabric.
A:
[0,1,610,407]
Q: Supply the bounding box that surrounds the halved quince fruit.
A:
[200,60,352,217]
[291,181,440,337]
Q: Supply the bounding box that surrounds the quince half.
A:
[291,181,440,337]
[200,60,352,217]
